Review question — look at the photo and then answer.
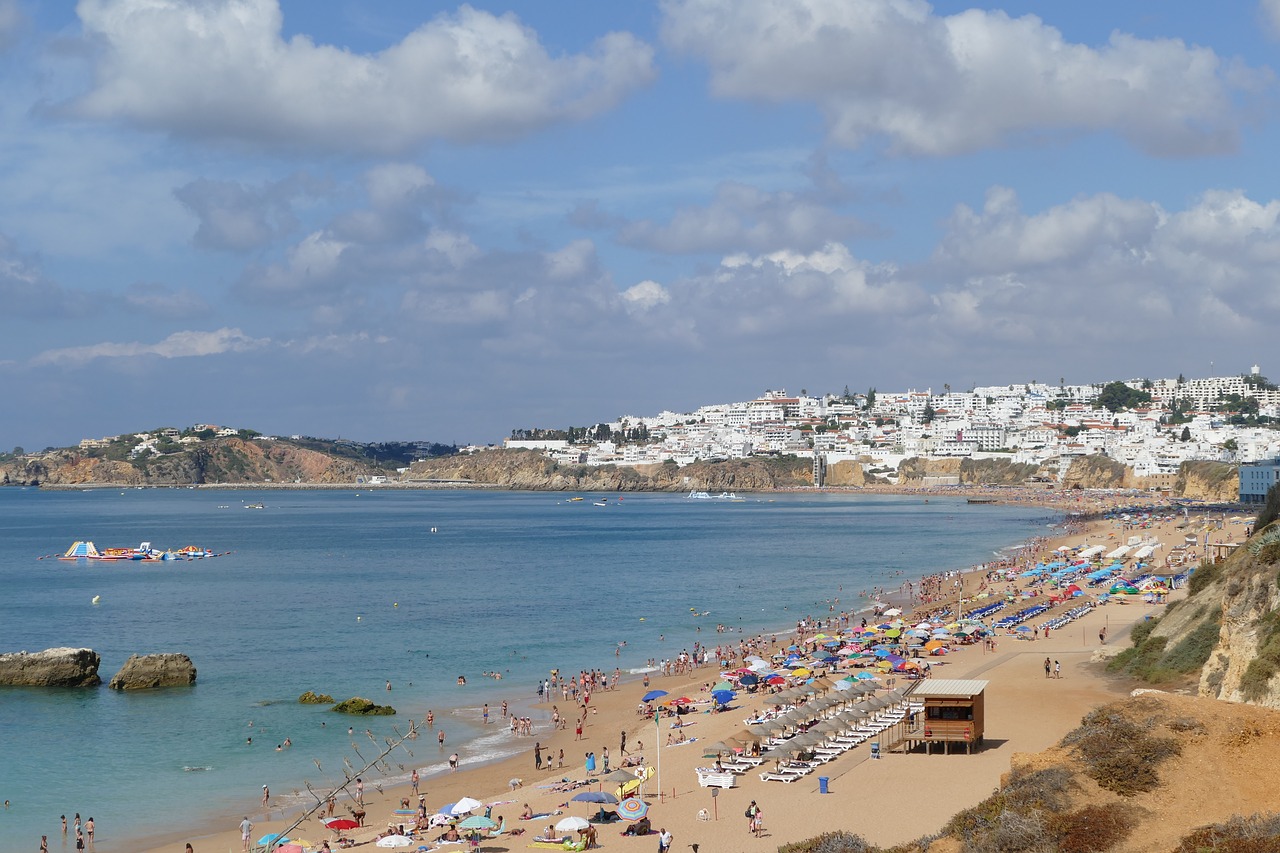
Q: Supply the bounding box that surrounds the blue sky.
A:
[3,0,1280,449]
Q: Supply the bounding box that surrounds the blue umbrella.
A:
[642,689,668,703]
[711,689,735,705]
[258,835,290,846]
[738,673,760,686]
[572,791,620,804]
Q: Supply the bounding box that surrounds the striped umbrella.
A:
[617,798,650,821]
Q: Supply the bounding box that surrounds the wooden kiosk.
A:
[909,678,987,754]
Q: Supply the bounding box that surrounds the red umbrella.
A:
[324,818,360,830]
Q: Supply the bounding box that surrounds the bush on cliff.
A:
[331,697,396,715]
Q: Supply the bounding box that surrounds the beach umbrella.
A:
[458,816,497,830]
[641,689,668,703]
[323,819,359,831]
[375,836,413,849]
[712,680,735,692]
[605,768,640,784]
[572,791,620,804]
[617,798,650,821]
[259,835,291,846]
[711,689,736,705]
[665,696,694,706]
[738,673,760,686]
[556,816,591,833]
[276,845,306,853]
[450,797,484,815]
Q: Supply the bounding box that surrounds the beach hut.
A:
[909,679,987,755]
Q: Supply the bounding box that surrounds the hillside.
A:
[0,437,385,486]
[405,449,814,491]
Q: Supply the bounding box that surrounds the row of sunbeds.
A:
[755,701,924,783]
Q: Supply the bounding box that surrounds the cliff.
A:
[1,438,382,486]
[405,450,814,491]
[1175,460,1239,502]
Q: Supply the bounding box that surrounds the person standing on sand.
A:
[1043,658,1051,679]
[534,742,543,770]
[262,785,270,807]
[1054,660,1062,679]
[85,817,94,844]
[602,747,610,773]
[557,748,565,769]
[240,817,253,852]
[186,845,194,853]
[411,769,419,796]
[657,827,672,853]
[1099,626,1107,644]
[356,777,364,806]
[40,835,48,853]
[620,730,627,754]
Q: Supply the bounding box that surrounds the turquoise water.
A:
[0,488,1055,850]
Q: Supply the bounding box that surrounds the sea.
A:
[0,487,1057,850]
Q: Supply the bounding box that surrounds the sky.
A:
[3,0,1280,449]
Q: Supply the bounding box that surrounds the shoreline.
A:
[118,494,1147,853]
[19,487,1201,853]
[142,498,1183,853]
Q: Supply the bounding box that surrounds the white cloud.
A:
[69,0,656,153]
[31,327,267,367]
[622,279,670,312]
[662,0,1261,156]
[618,182,867,253]
[925,187,1280,344]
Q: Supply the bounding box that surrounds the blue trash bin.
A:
[818,776,829,794]
[870,742,880,759]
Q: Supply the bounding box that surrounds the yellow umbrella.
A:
[791,667,811,677]
[924,640,946,652]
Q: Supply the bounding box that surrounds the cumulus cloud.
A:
[662,0,1261,156]
[174,174,324,252]
[925,186,1280,344]
[69,0,656,153]
[622,280,671,313]
[31,327,267,367]
[618,182,869,253]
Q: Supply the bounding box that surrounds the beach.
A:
[122,493,1223,853]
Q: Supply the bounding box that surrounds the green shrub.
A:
[1240,610,1280,701]
[1187,559,1222,596]
[778,832,876,853]
[1159,615,1221,674]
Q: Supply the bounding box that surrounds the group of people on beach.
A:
[40,814,93,853]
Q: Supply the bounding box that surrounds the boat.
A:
[687,491,711,499]
[688,491,740,500]
[594,499,609,507]
[569,497,584,502]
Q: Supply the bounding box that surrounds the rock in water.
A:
[0,648,102,687]
[108,653,197,690]
[331,697,397,715]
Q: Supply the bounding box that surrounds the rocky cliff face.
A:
[1,438,381,486]
[0,648,102,687]
[1176,461,1239,502]
[108,653,197,690]
[406,450,813,491]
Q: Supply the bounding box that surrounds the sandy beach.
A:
[127,494,1230,853]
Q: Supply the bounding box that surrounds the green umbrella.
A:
[458,816,497,830]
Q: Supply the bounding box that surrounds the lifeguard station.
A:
[907,679,986,755]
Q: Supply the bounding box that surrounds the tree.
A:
[1097,381,1151,413]
[1257,482,1280,532]
[866,388,877,409]
[11,446,22,456]
[1179,427,1191,442]
[921,403,936,424]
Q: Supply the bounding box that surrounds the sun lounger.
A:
[696,768,736,788]
[759,770,807,783]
